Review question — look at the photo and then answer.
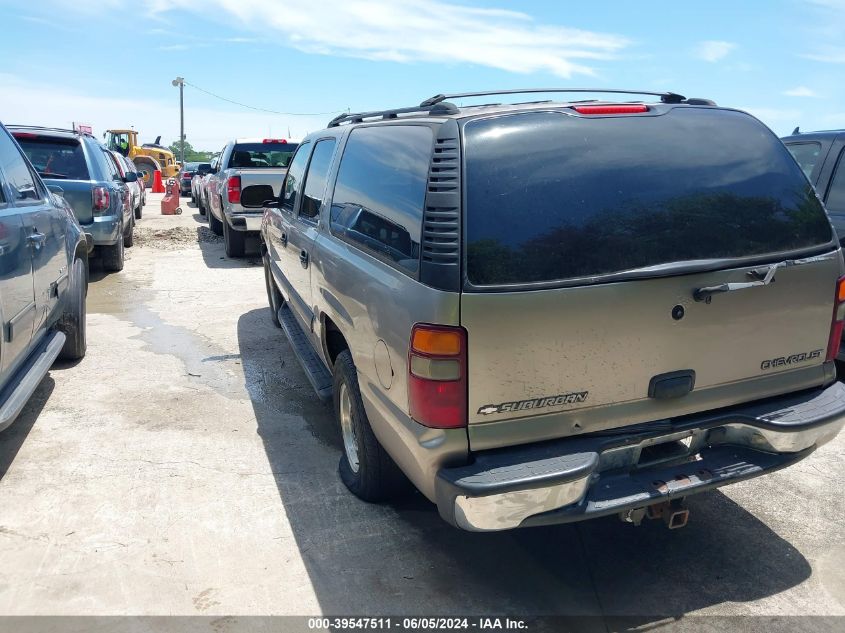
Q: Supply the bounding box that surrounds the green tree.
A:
[169,140,214,163]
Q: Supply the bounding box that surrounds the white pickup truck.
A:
[207,138,300,257]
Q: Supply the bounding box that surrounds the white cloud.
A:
[693,40,737,62]
[738,107,802,132]
[45,0,631,78]
[784,86,819,97]
[0,74,327,149]
[802,48,845,63]
[804,0,845,9]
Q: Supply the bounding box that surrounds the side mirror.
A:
[123,172,138,183]
[263,199,281,208]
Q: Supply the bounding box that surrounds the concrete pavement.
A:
[0,193,841,626]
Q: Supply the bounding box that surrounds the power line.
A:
[183,80,346,117]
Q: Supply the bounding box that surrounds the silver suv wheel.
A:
[339,383,359,473]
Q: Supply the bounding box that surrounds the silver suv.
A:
[260,89,845,532]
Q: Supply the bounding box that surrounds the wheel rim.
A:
[339,383,359,473]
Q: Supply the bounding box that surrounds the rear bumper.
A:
[435,382,845,531]
[81,215,121,246]
[224,210,262,232]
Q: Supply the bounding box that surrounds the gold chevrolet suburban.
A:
[259,89,845,531]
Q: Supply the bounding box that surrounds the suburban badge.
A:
[477,391,589,416]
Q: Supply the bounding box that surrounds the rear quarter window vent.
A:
[420,120,462,291]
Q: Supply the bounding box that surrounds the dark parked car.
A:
[11,125,135,272]
[0,121,89,431]
[261,89,845,532]
[782,128,845,237]
[180,161,211,197]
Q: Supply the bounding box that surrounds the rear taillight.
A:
[227,175,241,204]
[92,186,110,213]
[408,324,467,428]
[826,276,845,361]
[572,104,649,114]
[183,171,193,178]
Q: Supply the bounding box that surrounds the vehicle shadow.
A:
[0,375,54,481]
[237,308,812,626]
[87,253,117,283]
[197,229,261,269]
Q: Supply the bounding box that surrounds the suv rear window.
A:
[229,143,298,169]
[14,136,90,180]
[464,108,833,286]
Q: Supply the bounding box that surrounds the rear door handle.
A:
[299,249,309,267]
[27,231,47,248]
[280,231,287,247]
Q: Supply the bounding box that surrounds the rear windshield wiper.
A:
[38,171,68,179]
[693,254,832,303]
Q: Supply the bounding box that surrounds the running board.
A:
[0,330,66,432]
[277,304,333,402]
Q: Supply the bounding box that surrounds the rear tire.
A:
[223,217,245,257]
[102,232,125,272]
[334,350,408,501]
[208,200,223,236]
[123,214,134,248]
[57,257,87,361]
[263,253,282,328]
[135,203,142,220]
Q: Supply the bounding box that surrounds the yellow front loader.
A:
[104,129,180,188]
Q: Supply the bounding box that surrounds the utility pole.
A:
[172,77,185,167]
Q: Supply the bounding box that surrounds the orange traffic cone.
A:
[152,170,165,193]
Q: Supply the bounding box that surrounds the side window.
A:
[786,142,822,180]
[101,149,120,180]
[826,151,845,215]
[299,139,337,220]
[329,125,432,275]
[0,127,40,202]
[281,142,312,214]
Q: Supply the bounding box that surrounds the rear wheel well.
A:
[322,316,349,367]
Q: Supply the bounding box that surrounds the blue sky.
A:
[0,0,843,149]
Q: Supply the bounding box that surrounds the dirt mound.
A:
[134,226,223,249]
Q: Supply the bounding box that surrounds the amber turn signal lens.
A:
[411,328,462,356]
[837,279,845,302]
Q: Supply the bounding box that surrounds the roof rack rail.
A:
[420,88,688,107]
[7,124,92,136]
[328,101,459,128]
[327,88,706,129]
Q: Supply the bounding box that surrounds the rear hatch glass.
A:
[460,107,838,437]
[465,108,833,287]
[229,143,299,169]
[14,135,90,181]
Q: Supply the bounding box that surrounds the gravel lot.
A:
[0,194,841,628]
